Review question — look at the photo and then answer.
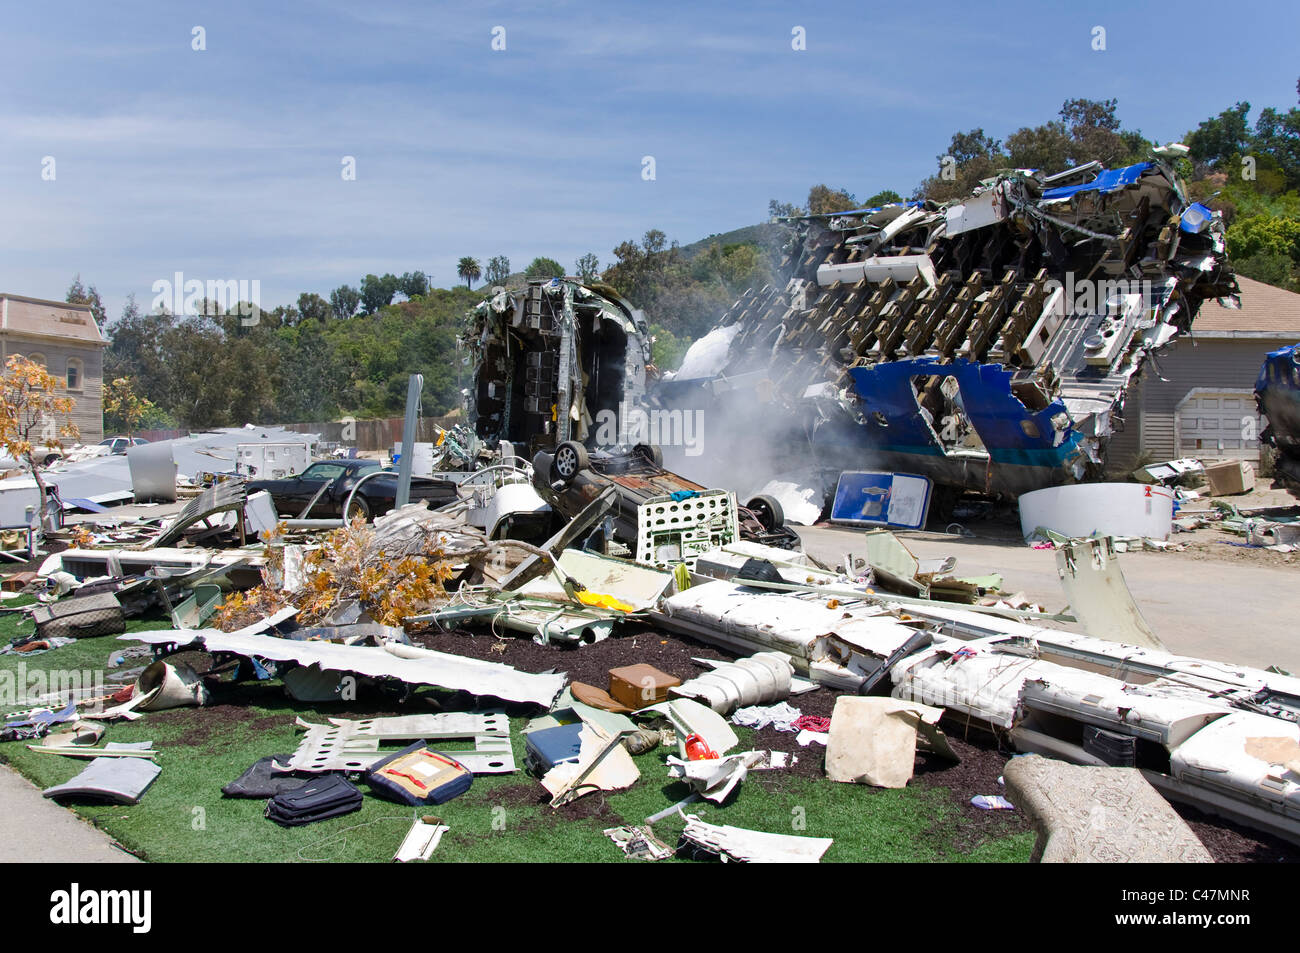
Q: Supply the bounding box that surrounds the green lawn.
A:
[0,603,1033,863]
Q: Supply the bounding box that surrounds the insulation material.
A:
[656,581,926,690]
[824,696,954,788]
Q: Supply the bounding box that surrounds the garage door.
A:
[1176,390,1263,462]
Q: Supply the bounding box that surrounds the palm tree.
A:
[457,257,482,289]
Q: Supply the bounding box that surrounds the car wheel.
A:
[745,494,785,531]
[552,441,589,483]
[635,443,664,468]
[345,495,372,522]
[42,453,61,467]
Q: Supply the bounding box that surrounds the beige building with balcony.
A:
[0,294,107,444]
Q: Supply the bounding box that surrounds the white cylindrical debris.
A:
[671,652,794,714]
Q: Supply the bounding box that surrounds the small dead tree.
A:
[0,356,78,523]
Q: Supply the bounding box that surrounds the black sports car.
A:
[247,459,457,520]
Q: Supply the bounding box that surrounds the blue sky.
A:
[2,0,1296,322]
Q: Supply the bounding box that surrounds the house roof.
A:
[1194,276,1300,337]
[0,294,108,347]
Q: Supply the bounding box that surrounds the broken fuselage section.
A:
[462,279,652,457]
[661,156,1238,498]
[1256,341,1300,488]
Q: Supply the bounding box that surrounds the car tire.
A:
[635,443,664,468]
[345,495,372,522]
[745,494,785,531]
[551,441,589,483]
[42,453,61,467]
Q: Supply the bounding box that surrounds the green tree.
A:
[575,252,600,281]
[524,257,564,280]
[806,184,858,214]
[456,257,482,288]
[484,256,511,286]
[399,271,429,298]
[360,273,400,313]
[297,293,330,323]
[65,274,106,325]
[768,198,803,219]
[330,285,361,320]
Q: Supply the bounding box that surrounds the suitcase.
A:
[523,723,584,776]
[608,664,681,710]
[365,742,473,806]
[264,773,363,826]
[31,592,125,640]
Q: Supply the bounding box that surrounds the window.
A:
[27,353,46,368]
[66,358,82,390]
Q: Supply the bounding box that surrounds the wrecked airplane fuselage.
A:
[660,155,1239,500]
[1256,341,1300,487]
[462,278,652,456]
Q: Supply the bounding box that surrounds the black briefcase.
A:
[264,773,363,826]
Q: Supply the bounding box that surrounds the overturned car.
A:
[658,151,1239,504]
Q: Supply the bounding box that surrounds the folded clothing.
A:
[222,754,311,798]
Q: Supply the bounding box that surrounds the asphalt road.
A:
[0,764,139,863]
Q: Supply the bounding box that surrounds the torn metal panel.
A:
[638,697,738,759]
[1055,537,1164,650]
[693,541,840,587]
[394,818,450,862]
[517,548,671,611]
[541,721,639,806]
[119,627,566,708]
[655,580,927,690]
[150,480,248,548]
[39,547,261,582]
[279,713,515,775]
[678,813,833,863]
[42,752,162,805]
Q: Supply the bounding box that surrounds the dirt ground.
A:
[407,621,1296,862]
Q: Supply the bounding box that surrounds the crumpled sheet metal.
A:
[678,813,833,863]
[43,747,161,804]
[667,750,768,803]
[657,581,924,690]
[118,627,566,708]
